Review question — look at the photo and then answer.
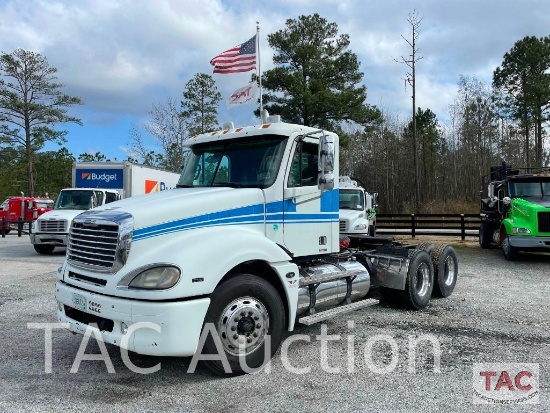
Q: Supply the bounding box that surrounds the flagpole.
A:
[256,21,263,116]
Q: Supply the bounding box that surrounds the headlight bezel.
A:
[117,264,182,291]
[511,227,530,234]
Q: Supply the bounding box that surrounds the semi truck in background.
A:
[54,115,459,376]
[0,196,53,235]
[479,161,550,260]
[338,176,378,237]
[30,188,121,253]
[30,162,180,254]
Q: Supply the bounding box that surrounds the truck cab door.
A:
[282,138,334,256]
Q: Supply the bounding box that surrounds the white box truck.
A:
[72,161,180,198]
[31,162,179,254]
[55,115,459,375]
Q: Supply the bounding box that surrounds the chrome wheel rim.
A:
[218,297,269,356]
[443,255,456,286]
[415,262,431,297]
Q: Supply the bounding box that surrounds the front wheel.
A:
[200,274,285,376]
[368,224,376,237]
[502,235,518,261]
[33,244,55,254]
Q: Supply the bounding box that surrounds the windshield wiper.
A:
[176,184,194,188]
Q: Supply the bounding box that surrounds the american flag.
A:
[210,35,256,74]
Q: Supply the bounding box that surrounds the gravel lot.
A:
[0,234,548,412]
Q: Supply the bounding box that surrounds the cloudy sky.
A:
[1,0,548,161]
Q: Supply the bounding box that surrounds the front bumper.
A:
[30,233,68,246]
[55,281,210,357]
[508,235,550,250]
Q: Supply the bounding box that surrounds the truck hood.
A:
[37,208,87,221]
[339,209,364,220]
[82,187,266,236]
[513,197,550,208]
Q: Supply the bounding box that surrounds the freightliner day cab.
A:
[55,115,459,375]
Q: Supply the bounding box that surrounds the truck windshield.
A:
[54,190,94,210]
[36,200,54,208]
[339,189,364,210]
[509,180,550,198]
[177,136,288,189]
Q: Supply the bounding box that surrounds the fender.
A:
[126,224,299,327]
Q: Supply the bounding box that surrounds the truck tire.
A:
[33,244,55,254]
[368,225,376,237]
[479,222,493,248]
[430,244,458,298]
[415,242,435,254]
[402,249,434,310]
[381,250,434,310]
[200,274,285,376]
[502,235,518,261]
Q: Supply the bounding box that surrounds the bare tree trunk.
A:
[396,10,423,213]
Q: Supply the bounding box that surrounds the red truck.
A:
[0,196,54,235]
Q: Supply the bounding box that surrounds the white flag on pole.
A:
[227,82,257,109]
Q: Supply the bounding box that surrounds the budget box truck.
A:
[72,161,180,198]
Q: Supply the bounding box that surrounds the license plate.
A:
[72,293,87,312]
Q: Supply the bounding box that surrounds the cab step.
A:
[297,298,379,325]
[299,269,364,287]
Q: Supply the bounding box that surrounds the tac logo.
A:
[145,180,167,194]
[81,172,91,180]
[473,363,539,404]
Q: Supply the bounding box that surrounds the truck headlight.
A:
[31,220,37,231]
[128,266,181,289]
[354,224,367,230]
[512,227,530,234]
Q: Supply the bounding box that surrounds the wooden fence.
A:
[376,214,481,240]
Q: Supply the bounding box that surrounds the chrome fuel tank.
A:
[296,260,370,316]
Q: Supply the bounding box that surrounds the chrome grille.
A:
[39,219,67,232]
[538,211,550,233]
[68,221,119,270]
[339,220,347,232]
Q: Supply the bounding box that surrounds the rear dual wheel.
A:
[479,222,493,248]
[380,249,434,310]
[415,243,459,298]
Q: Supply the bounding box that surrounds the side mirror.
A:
[372,192,379,209]
[318,133,335,191]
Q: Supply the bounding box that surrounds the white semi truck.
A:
[31,162,179,254]
[338,176,378,237]
[55,116,459,375]
[30,188,121,254]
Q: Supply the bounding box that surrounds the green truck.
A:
[479,162,550,260]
